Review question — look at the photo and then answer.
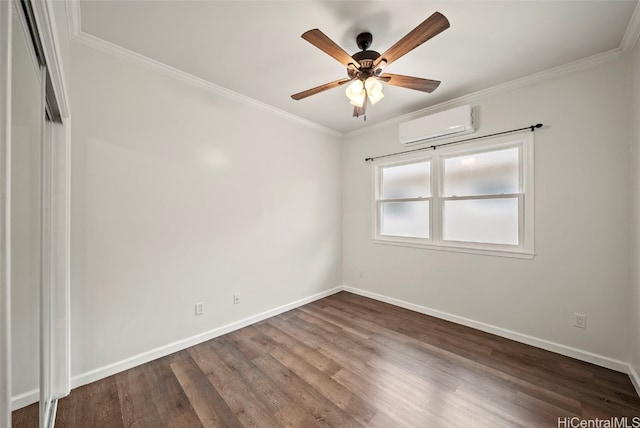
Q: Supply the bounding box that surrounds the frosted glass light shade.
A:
[349,89,366,107]
[346,80,363,98]
[365,77,384,105]
[346,80,365,107]
[368,91,384,105]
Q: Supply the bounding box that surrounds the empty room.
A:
[4,0,640,427]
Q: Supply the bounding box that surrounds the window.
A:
[373,133,534,258]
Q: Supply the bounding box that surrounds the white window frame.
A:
[372,132,535,259]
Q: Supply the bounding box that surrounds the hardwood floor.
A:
[12,291,640,427]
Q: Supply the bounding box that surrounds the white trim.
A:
[0,1,11,425]
[621,1,640,54]
[65,0,81,39]
[345,48,625,138]
[342,286,631,374]
[36,3,73,396]
[628,364,640,398]
[71,31,341,138]
[69,286,342,390]
[38,63,48,428]
[60,117,71,399]
[371,239,535,259]
[11,389,38,412]
[32,0,71,118]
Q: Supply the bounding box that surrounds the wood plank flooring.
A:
[12,291,640,427]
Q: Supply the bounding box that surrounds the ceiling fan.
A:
[291,11,450,118]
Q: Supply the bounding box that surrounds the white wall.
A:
[630,39,640,382]
[69,43,342,379]
[342,58,632,365]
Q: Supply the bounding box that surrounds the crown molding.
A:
[71,31,341,138]
[344,48,625,139]
[621,1,640,54]
[64,0,637,139]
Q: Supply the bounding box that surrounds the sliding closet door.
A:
[7,1,71,425]
[11,2,44,418]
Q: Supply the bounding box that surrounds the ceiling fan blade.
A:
[302,29,359,68]
[373,12,449,69]
[381,73,441,93]
[291,78,351,100]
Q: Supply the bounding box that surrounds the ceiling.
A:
[77,1,638,134]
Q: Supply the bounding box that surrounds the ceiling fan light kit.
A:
[291,12,450,119]
[364,77,384,105]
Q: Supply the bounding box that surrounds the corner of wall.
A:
[628,20,640,393]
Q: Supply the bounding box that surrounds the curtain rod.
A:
[364,123,543,162]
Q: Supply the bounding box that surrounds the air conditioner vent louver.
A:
[399,105,475,146]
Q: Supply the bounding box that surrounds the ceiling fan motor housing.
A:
[350,33,381,79]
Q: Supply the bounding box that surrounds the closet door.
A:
[11,1,44,420]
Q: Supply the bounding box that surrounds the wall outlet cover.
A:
[574,313,586,329]
[195,302,204,316]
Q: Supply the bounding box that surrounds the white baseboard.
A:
[11,388,38,412]
[342,286,630,374]
[70,286,342,390]
[14,284,639,410]
[629,364,640,397]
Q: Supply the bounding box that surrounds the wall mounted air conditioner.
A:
[399,105,475,146]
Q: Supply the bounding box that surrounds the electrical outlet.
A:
[233,293,240,305]
[359,270,364,279]
[195,302,204,316]
[574,313,586,329]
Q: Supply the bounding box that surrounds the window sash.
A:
[380,160,432,200]
[372,134,534,258]
[378,198,432,240]
[440,194,523,246]
[439,146,522,198]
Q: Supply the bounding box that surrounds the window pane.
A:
[381,201,429,238]
[443,147,518,197]
[443,198,518,245]
[382,161,430,199]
